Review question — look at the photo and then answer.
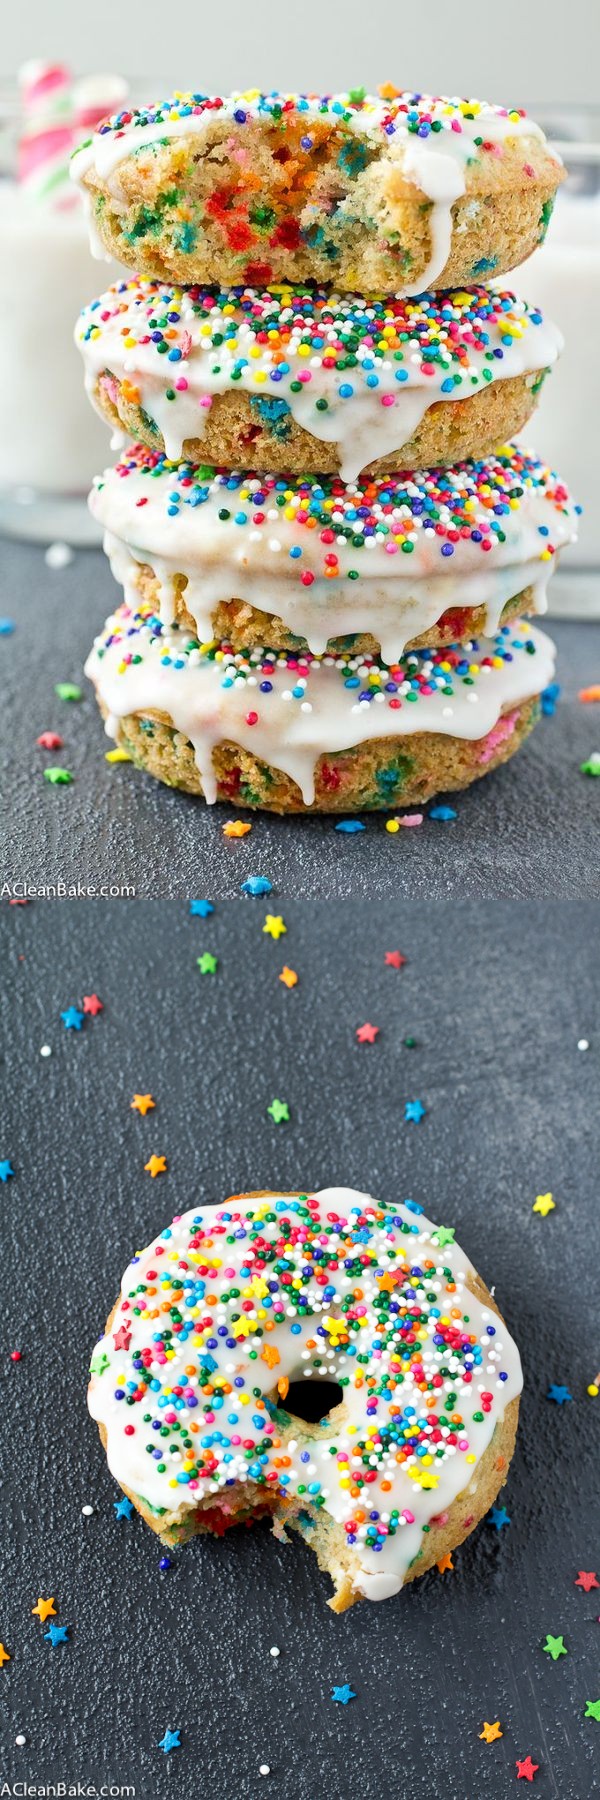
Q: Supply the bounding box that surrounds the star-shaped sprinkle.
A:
[37,732,63,750]
[384,951,406,968]
[533,1192,555,1216]
[543,1634,567,1660]
[267,1099,289,1124]
[55,682,81,701]
[334,820,364,833]
[241,876,272,896]
[547,1384,573,1405]
[44,1624,69,1646]
[516,1757,539,1782]
[479,1721,503,1743]
[90,1348,110,1377]
[429,803,457,821]
[130,1094,155,1115]
[436,1553,454,1573]
[189,899,214,917]
[145,1154,167,1178]
[197,952,218,974]
[263,914,286,939]
[431,1224,455,1247]
[159,1729,181,1753]
[61,1007,84,1030]
[0,618,15,635]
[0,1644,11,1667]
[82,994,103,1016]
[579,686,600,703]
[355,1023,379,1044]
[575,1571,599,1591]
[580,753,600,776]
[105,747,132,763]
[113,1325,131,1352]
[222,820,251,837]
[488,1505,511,1531]
[541,681,561,716]
[32,1598,56,1623]
[44,768,73,785]
[0,1161,14,1183]
[114,1497,134,1521]
[331,1685,355,1704]
[279,966,298,988]
[584,1699,600,1721]
[405,1099,426,1122]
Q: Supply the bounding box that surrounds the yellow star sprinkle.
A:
[105,747,132,764]
[0,1644,11,1667]
[479,1720,503,1743]
[533,1192,555,1216]
[263,914,287,939]
[144,1154,167,1178]
[222,820,252,837]
[32,1598,56,1623]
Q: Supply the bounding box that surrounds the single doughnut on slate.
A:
[84,602,556,811]
[70,89,563,296]
[88,1187,523,1609]
[76,279,562,482]
[89,444,579,665]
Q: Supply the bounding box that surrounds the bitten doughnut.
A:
[89,445,578,664]
[71,89,563,296]
[88,1188,522,1609]
[76,280,562,481]
[85,605,556,811]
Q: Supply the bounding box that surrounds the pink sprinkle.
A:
[380,393,395,407]
[175,377,189,391]
[200,395,212,408]
[399,812,423,828]
[402,1509,415,1523]
[523,162,535,176]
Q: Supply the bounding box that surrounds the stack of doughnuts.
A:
[72,88,578,813]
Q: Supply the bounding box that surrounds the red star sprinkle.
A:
[575,1571,599,1591]
[516,1757,539,1782]
[37,732,64,750]
[355,1023,379,1044]
[83,994,103,1015]
[113,1326,131,1351]
[384,951,406,968]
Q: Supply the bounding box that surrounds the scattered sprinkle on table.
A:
[335,821,365,834]
[144,1154,167,1178]
[587,1371,600,1397]
[578,1038,590,1051]
[223,820,252,836]
[543,1634,567,1660]
[0,618,15,635]
[83,994,103,1015]
[44,1624,69,1646]
[267,1098,289,1124]
[31,1599,56,1623]
[547,1384,572,1404]
[436,1552,454,1573]
[263,914,286,939]
[0,1644,11,1668]
[331,1685,356,1705]
[45,542,73,569]
[105,746,132,763]
[405,1099,426,1122]
[575,1571,599,1591]
[533,1192,555,1216]
[579,686,600,703]
[580,753,600,776]
[44,768,73,785]
[54,683,81,702]
[541,681,560,716]
[279,966,298,988]
[114,1497,134,1521]
[131,1094,155,1115]
[60,1007,84,1030]
[37,732,63,750]
[189,898,214,917]
[584,1699,600,1721]
[159,1729,181,1753]
[516,1756,539,1781]
[0,1161,14,1183]
[479,1721,503,1743]
[242,877,272,896]
[398,812,423,827]
[429,804,457,820]
[355,1023,379,1044]
[384,951,406,968]
[197,952,218,974]
[488,1505,511,1530]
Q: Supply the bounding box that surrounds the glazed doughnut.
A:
[76,280,562,482]
[88,1188,522,1609]
[85,606,555,811]
[70,89,563,296]
[89,446,577,665]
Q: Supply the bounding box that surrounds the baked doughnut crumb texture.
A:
[71,89,563,295]
[85,606,555,808]
[88,1188,522,1608]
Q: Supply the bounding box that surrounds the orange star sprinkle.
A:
[378,82,401,99]
[436,1553,454,1574]
[222,820,252,837]
[279,966,298,989]
[131,1094,156,1116]
[479,1721,503,1744]
[32,1598,56,1623]
[144,1154,167,1178]
[0,1643,11,1667]
[579,686,600,703]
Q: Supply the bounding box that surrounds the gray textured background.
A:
[0,897,598,1799]
[1,541,599,899]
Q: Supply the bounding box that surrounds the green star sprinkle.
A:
[584,1699,600,1721]
[267,1098,289,1124]
[44,768,73,785]
[54,682,82,702]
[196,953,218,975]
[90,1349,110,1377]
[580,753,600,776]
[432,1226,456,1248]
[543,1634,567,1660]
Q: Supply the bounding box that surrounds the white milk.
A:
[0,183,117,499]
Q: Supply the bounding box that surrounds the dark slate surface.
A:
[1,539,599,899]
[0,896,598,1800]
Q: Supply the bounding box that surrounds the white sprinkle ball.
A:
[82,1503,94,1517]
[259,1764,271,1777]
[40,1045,52,1057]
[269,1645,280,1658]
[578,1039,589,1051]
[15,1734,26,1747]
[45,541,74,570]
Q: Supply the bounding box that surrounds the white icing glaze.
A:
[71,90,560,295]
[75,280,562,483]
[85,609,556,807]
[88,1187,523,1601]
[88,449,576,665]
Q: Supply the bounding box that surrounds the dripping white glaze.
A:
[76,279,563,483]
[87,1186,523,1601]
[85,611,556,807]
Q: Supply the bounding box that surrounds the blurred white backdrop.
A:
[3,0,598,105]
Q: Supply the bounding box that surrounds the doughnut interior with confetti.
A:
[88,1188,523,1609]
[70,89,563,295]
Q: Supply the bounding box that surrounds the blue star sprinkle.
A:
[547,1384,573,1405]
[60,1007,84,1031]
[488,1505,511,1530]
[189,899,214,917]
[241,876,272,896]
[114,1497,134,1520]
[429,804,457,821]
[0,1161,15,1183]
[335,821,365,833]
[332,1685,356,1705]
[0,619,15,636]
[44,1624,69,1646]
[159,1730,181,1754]
[405,1100,426,1123]
[541,681,561,716]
